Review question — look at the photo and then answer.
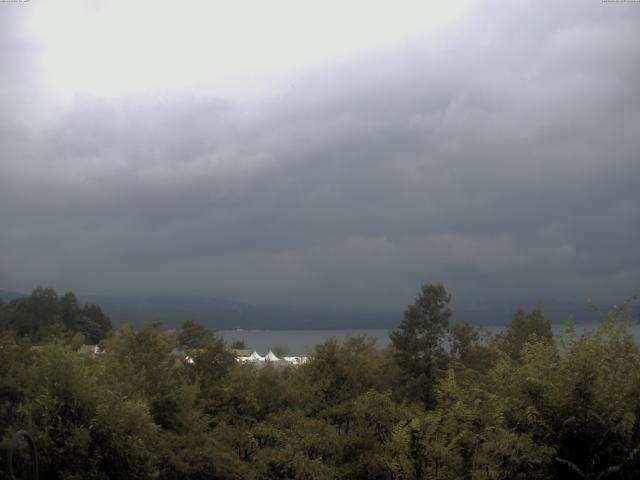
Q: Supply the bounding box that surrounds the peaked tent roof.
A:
[265,350,280,362]
[248,350,265,361]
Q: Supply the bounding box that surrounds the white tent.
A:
[264,350,280,362]
[248,350,265,362]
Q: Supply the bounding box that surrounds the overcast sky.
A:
[1,0,639,310]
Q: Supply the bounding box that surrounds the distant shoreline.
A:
[217,323,640,356]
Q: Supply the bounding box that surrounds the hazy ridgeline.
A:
[1,285,639,479]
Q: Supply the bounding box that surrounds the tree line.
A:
[1,284,639,479]
[0,286,111,344]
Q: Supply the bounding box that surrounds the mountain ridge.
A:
[3,289,637,329]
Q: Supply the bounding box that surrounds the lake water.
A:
[219,329,391,355]
[219,323,640,356]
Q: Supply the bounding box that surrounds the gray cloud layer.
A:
[1,1,639,309]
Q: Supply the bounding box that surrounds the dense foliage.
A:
[1,285,639,479]
[0,287,112,344]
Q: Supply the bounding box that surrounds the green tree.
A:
[0,342,160,480]
[4,286,62,341]
[304,336,382,433]
[178,319,215,349]
[101,324,189,431]
[0,287,112,343]
[389,282,452,407]
[449,322,477,362]
[497,306,553,360]
[252,411,341,480]
[190,334,237,419]
[449,323,496,373]
[79,303,112,343]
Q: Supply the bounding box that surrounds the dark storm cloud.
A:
[1,0,639,309]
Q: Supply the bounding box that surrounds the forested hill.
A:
[1,288,635,330]
[78,294,400,329]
